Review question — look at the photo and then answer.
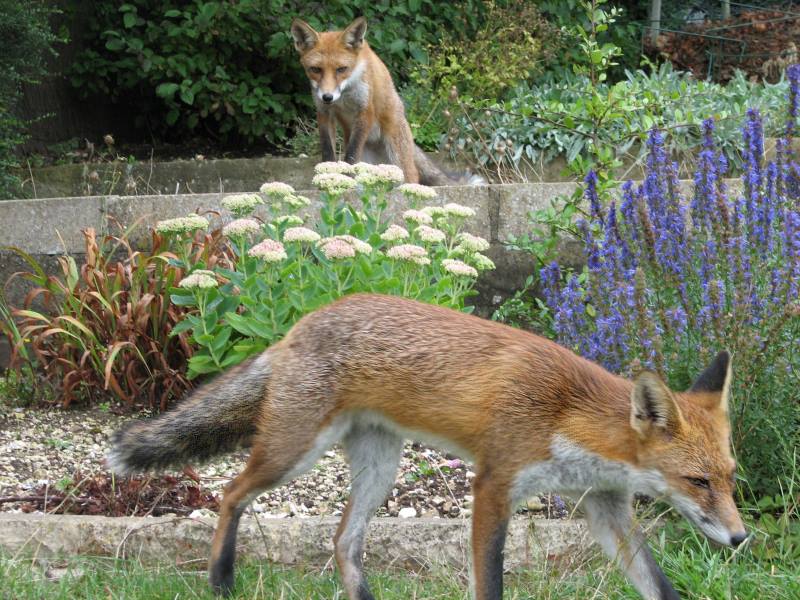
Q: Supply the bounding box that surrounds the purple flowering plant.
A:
[537,66,800,497]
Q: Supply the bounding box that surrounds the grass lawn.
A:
[1,523,797,599]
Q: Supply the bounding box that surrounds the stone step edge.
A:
[3,177,743,204]
[0,513,593,569]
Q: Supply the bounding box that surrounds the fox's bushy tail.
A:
[106,354,270,475]
[414,146,485,186]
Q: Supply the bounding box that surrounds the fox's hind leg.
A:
[208,443,280,596]
[335,420,403,600]
[209,413,347,596]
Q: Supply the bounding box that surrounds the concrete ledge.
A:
[0,513,590,569]
[16,153,474,200]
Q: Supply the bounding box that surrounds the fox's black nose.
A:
[730,532,748,547]
[322,93,333,103]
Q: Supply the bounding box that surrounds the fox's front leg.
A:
[318,112,336,161]
[343,111,372,164]
[471,473,511,600]
[582,491,680,600]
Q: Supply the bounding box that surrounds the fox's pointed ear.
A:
[291,18,319,53]
[689,350,732,412]
[341,16,367,49]
[630,372,683,437]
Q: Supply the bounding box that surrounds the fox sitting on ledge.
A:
[291,17,482,186]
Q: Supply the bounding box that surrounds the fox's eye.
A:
[308,66,322,74]
[685,476,711,489]
[336,66,348,73]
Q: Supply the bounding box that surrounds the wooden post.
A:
[648,0,662,45]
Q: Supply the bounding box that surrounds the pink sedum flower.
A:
[442,258,478,278]
[381,224,410,242]
[312,172,357,194]
[283,227,321,243]
[416,225,447,244]
[248,239,287,263]
[259,182,295,199]
[314,161,355,175]
[456,232,490,252]
[397,183,437,201]
[386,244,430,265]
[403,209,434,225]
[444,203,476,218]
[178,270,218,289]
[320,238,356,260]
[222,218,261,237]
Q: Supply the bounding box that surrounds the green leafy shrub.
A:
[166,163,494,379]
[404,1,561,152]
[448,62,791,183]
[537,0,644,79]
[0,1,61,198]
[69,1,486,145]
[409,1,561,102]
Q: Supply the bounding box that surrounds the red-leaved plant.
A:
[3,219,231,409]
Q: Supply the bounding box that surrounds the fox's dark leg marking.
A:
[209,445,282,596]
[582,491,680,600]
[209,504,245,596]
[471,472,511,600]
[482,519,508,600]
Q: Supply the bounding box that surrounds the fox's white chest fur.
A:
[510,435,668,504]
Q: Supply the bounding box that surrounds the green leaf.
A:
[211,327,232,353]
[180,87,195,105]
[123,12,136,28]
[169,293,196,306]
[105,38,125,51]
[156,82,180,98]
[188,355,221,376]
[170,319,194,336]
[220,352,247,369]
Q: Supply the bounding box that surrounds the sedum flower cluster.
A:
[312,172,358,195]
[179,270,217,289]
[248,239,287,262]
[156,214,209,235]
[221,193,262,217]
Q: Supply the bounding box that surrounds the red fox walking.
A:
[108,294,746,600]
[291,17,480,186]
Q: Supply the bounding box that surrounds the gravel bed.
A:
[0,404,560,519]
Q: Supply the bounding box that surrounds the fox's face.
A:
[630,351,747,547]
[291,17,367,106]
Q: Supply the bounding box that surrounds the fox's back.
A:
[268,294,627,458]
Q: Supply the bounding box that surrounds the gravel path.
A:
[0,404,559,519]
